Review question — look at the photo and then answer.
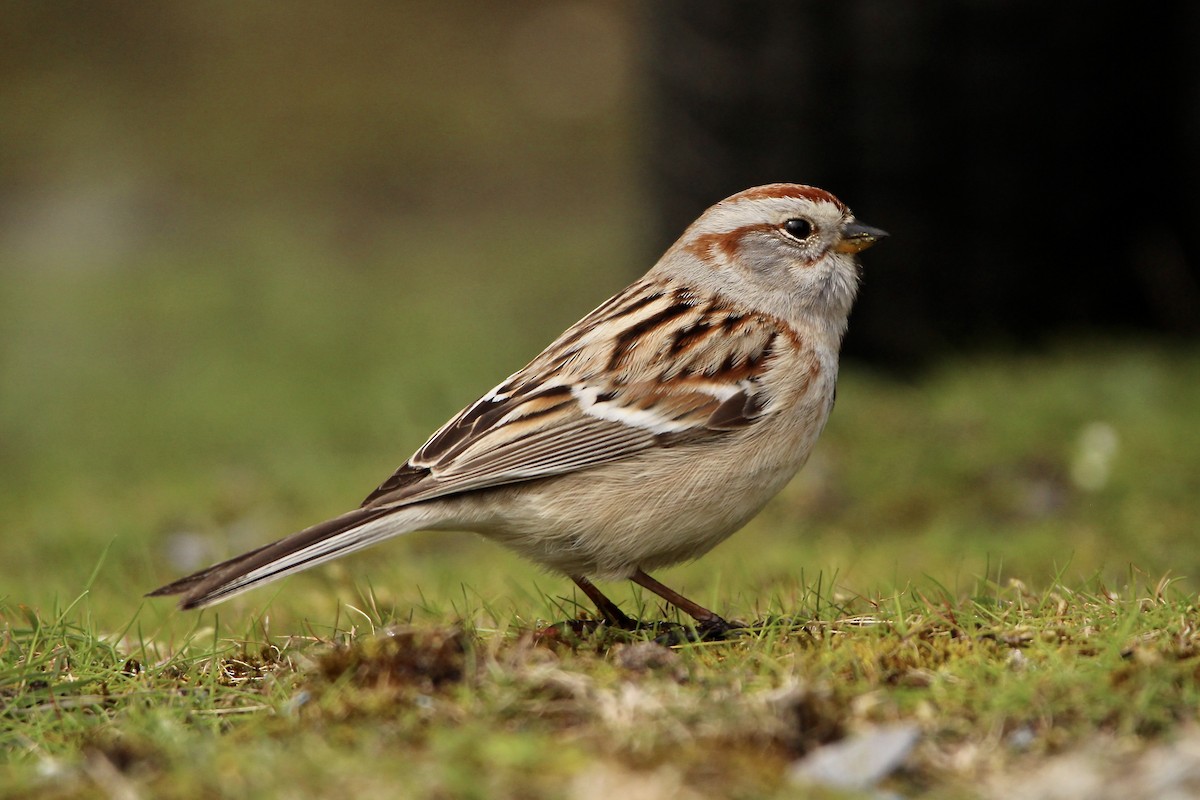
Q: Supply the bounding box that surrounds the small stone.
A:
[1007,648,1028,671]
[789,723,921,791]
[612,641,685,680]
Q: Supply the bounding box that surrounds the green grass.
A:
[6,577,1200,798]
[3,213,1200,797]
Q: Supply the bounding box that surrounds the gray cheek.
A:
[743,237,804,277]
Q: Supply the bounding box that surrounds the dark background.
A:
[645,1,1200,365]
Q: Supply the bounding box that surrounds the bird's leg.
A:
[631,569,737,636]
[571,575,638,629]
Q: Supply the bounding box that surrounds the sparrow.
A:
[149,183,886,634]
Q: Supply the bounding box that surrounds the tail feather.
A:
[147,505,423,609]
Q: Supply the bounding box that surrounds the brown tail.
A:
[147,505,414,609]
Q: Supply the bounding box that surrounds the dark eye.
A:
[783,218,814,239]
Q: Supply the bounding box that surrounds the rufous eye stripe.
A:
[684,223,774,261]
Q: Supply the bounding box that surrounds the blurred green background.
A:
[2,3,1198,634]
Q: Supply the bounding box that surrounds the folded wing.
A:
[363,281,788,508]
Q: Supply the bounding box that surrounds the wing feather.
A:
[362,281,789,508]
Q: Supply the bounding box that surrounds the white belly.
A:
[460,390,832,578]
